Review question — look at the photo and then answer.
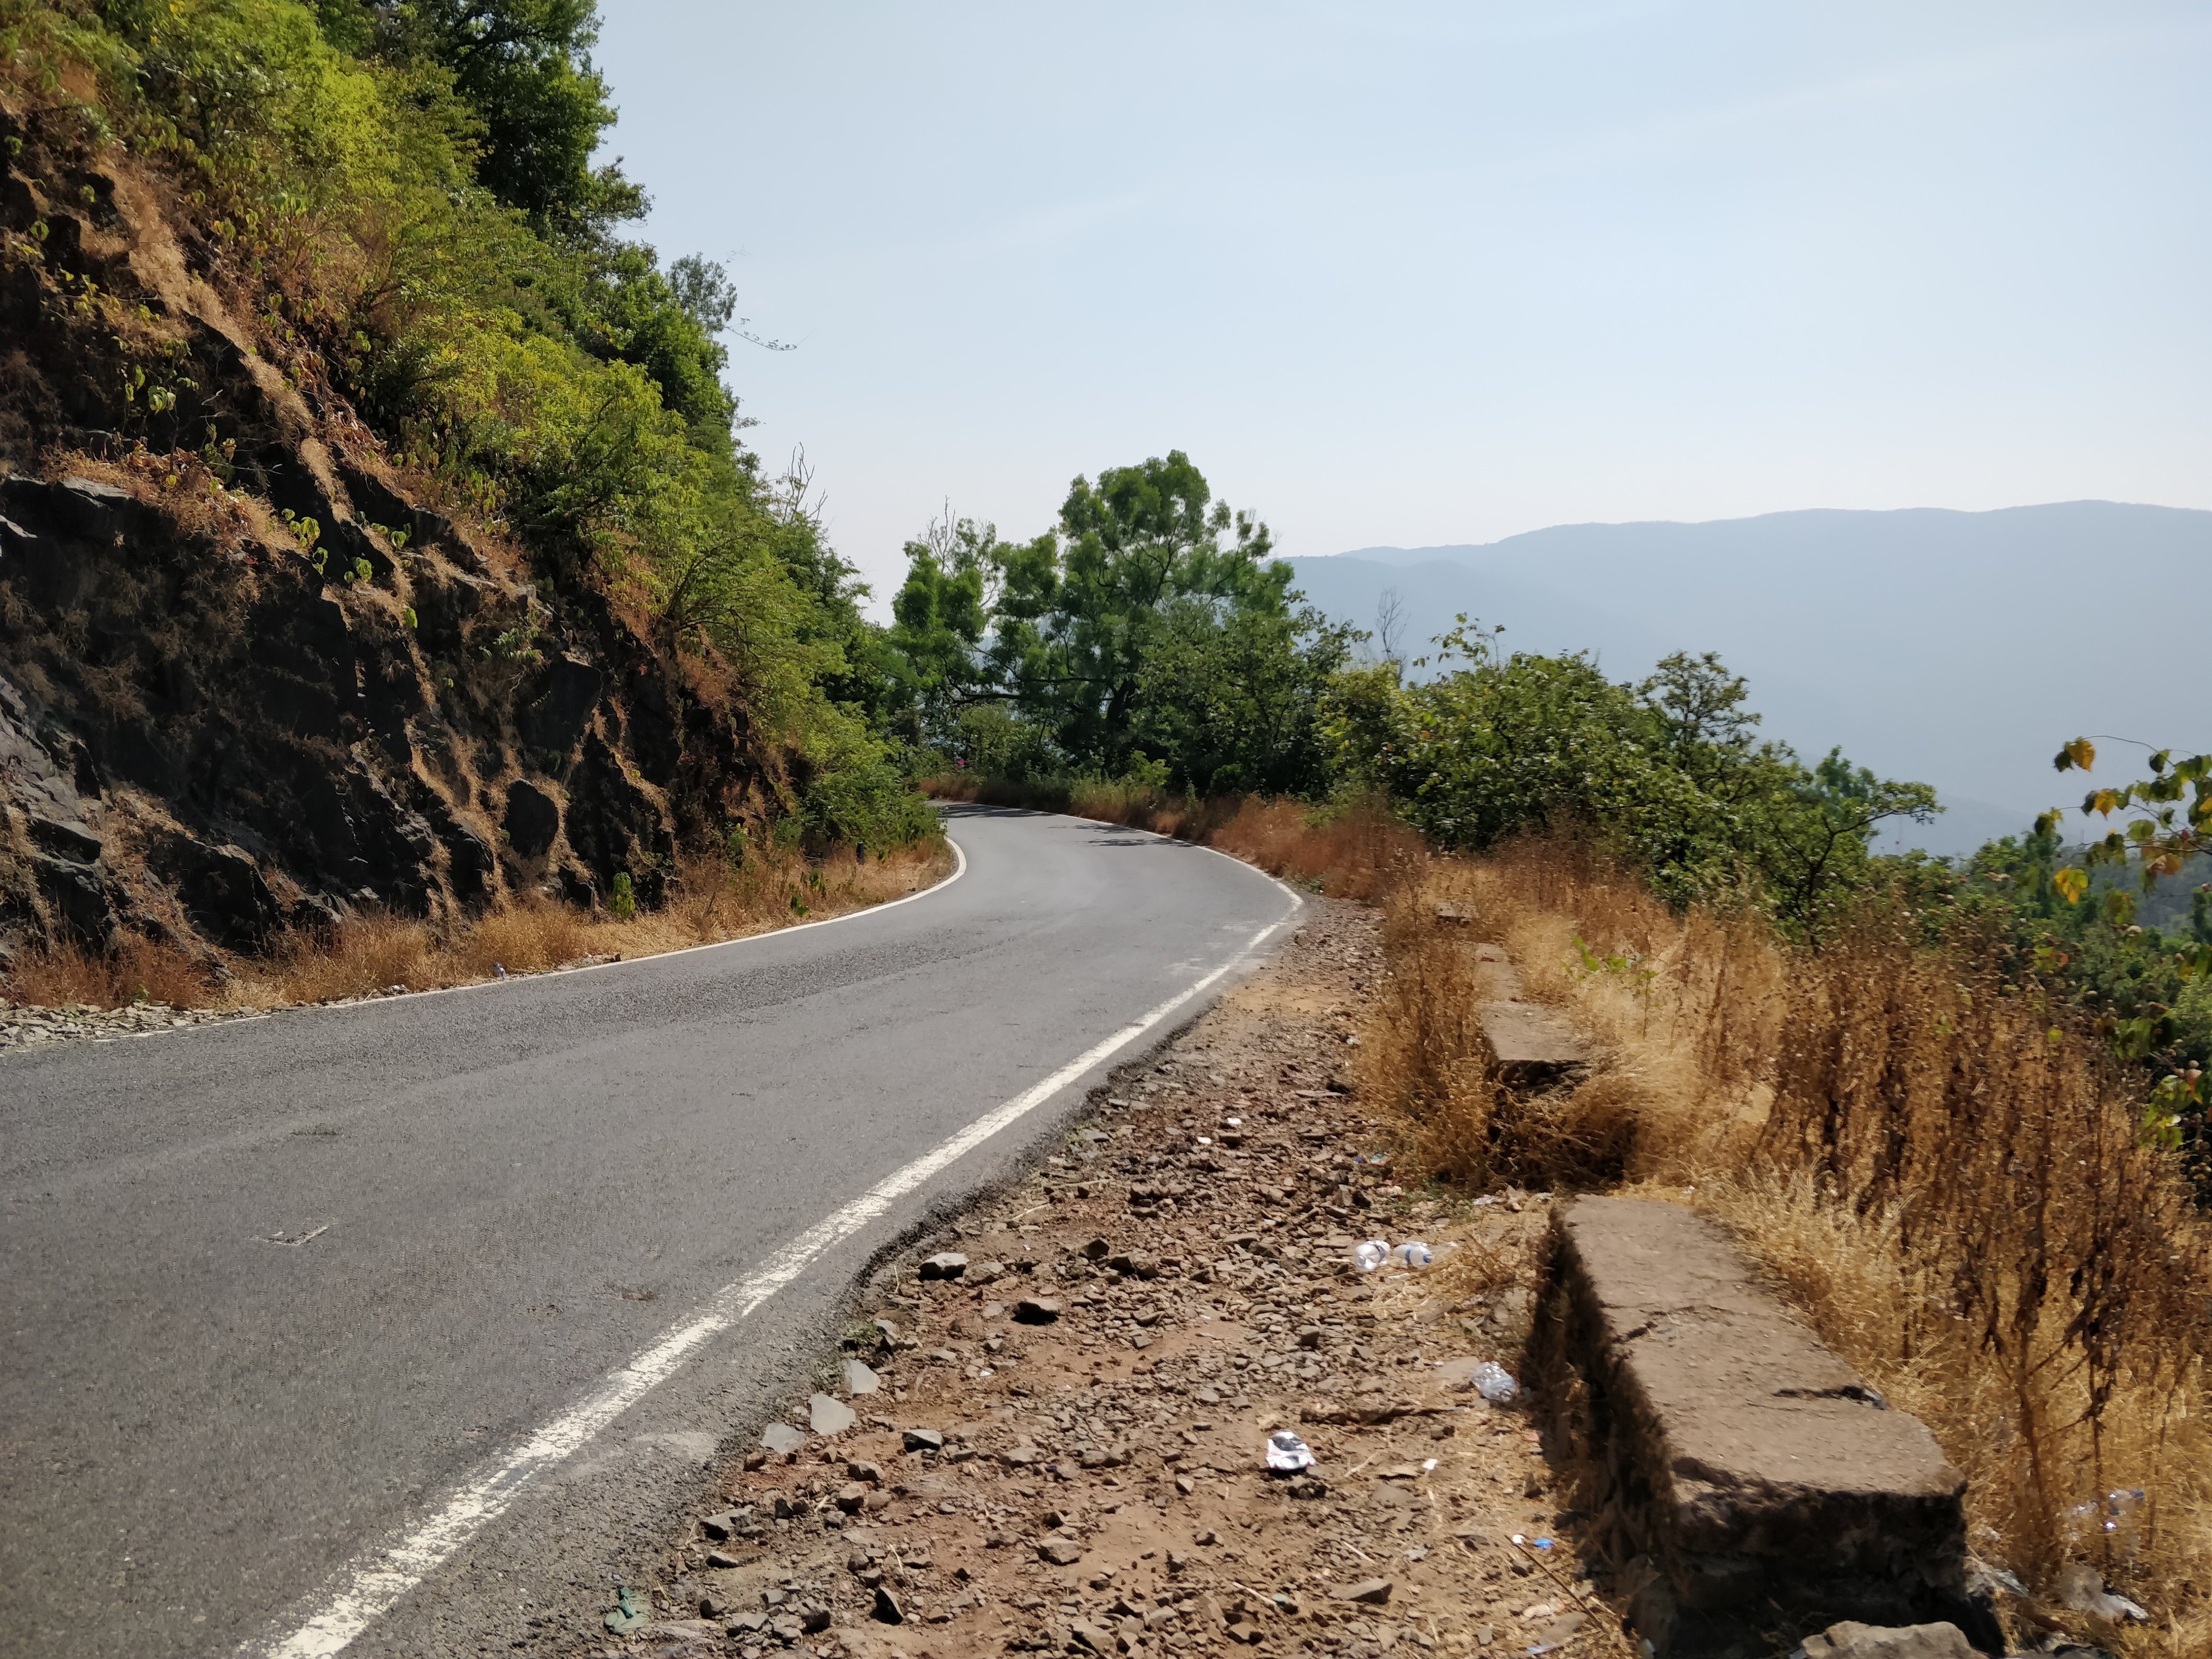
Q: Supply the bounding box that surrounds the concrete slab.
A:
[1531,1197,1993,1656]
[1469,942,1590,1088]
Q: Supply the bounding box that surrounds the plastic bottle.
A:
[1470,1360,1519,1404]
[1352,1240,1389,1273]
[1393,1241,1433,1268]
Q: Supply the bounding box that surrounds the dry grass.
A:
[1365,833,2212,1651]
[2,932,220,1009]
[3,841,954,1012]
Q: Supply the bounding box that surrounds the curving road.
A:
[0,805,1298,1658]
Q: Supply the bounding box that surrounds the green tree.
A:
[985,450,1288,774]
[1329,626,1935,939]
[2047,738,2212,916]
[1748,748,1937,939]
[1128,595,1357,795]
[378,0,642,235]
[884,513,997,750]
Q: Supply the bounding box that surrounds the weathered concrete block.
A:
[1479,1001,1591,1089]
[1803,1623,1976,1659]
[1469,942,1591,1089]
[1531,1197,1992,1656]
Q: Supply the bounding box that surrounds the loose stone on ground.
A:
[569,900,1622,1659]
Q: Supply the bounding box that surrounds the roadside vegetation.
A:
[9,7,2212,1633]
[8,839,950,1010]
[1,0,948,1004]
[892,445,2209,1642]
[3,0,926,841]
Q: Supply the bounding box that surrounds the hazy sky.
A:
[592,1,2212,607]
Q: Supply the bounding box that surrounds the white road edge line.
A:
[251,866,1301,1659]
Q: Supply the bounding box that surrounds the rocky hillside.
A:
[0,99,776,975]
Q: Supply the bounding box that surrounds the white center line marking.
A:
[252,856,1298,1658]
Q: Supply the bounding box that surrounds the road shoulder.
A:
[561,900,1607,1659]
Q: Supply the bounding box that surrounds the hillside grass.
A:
[1365,835,2212,1653]
[4,839,951,1011]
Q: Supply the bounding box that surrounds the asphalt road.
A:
[0,806,1298,1658]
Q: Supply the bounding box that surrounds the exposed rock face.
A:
[0,671,121,951]
[146,831,280,949]
[517,656,604,757]
[1530,1197,1997,1656]
[503,781,563,860]
[0,122,778,966]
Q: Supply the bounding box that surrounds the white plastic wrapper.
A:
[1265,1430,1315,1472]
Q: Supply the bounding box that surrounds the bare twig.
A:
[1507,1534,1640,1659]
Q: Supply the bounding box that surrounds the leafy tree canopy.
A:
[885,453,1351,795]
[373,0,641,236]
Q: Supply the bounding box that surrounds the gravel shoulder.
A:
[576,900,1618,1659]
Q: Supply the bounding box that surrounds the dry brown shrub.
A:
[1367,854,1651,1193]
[260,911,433,1004]
[450,898,591,979]
[10,840,956,1012]
[1366,830,2212,1644]
[3,932,220,1009]
[1207,796,1423,900]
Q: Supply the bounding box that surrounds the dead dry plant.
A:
[5,841,953,1013]
[1365,831,2212,1650]
[1,931,218,1009]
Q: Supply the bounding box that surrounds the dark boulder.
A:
[336,460,414,536]
[26,813,101,863]
[564,733,673,902]
[289,761,437,913]
[150,832,281,950]
[517,655,602,756]
[504,780,561,858]
[33,853,116,944]
[410,782,496,909]
[409,568,486,657]
[0,473,136,543]
[323,516,393,584]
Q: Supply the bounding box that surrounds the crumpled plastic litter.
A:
[493,962,508,980]
[603,1585,648,1634]
[2055,1562,2149,1622]
[1352,1240,1390,1273]
[1470,1360,1519,1404]
[1393,1240,1432,1268]
[1265,1430,1315,1472]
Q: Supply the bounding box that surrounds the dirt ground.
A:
[574,901,1628,1659]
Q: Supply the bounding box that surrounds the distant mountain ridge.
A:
[1287,501,2212,855]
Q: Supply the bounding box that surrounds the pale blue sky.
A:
[592,1,2212,607]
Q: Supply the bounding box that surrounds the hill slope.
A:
[1289,502,2212,853]
[0,12,914,978]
